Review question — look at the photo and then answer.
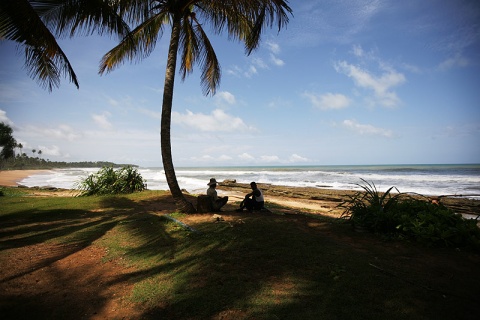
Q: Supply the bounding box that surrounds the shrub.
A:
[394,200,480,248]
[339,180,480,248]
[339,179,403,233]
[76,166,146,196]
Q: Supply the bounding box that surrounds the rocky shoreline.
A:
[219,180,480,219]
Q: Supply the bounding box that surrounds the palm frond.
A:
[193,22,221,95]
[99,11,167,74]
[33,0,132,38]
[0,0,79,90]
[195,0,292,55]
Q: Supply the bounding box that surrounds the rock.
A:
[212,214,224,221]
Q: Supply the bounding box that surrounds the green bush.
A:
[339,179,402,233]
[395,200,480,247]
[76,166,146,196]
[339,180,480,248]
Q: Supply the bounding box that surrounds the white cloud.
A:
[266,40,281,54]
[260,155,280,162]
[226,65,243,77]
[172,109,255,132]
[287,0,384,46]
[252,57,268,69]
[342,119,393,138]
[215,91,236,106]
[352,44,364,57]
[438,53,469,71]
[37,145,62,157]
[334,60,405,108]
[226,42,284,78]
[138,107,161,120]
[22,124,82,141]
[219,154,233,161]
[270,54,285,67]
[107,97,119,107]
[0,109,14,126]
[239,152,255,161]
[289,154,309,162]
[267,97,292,109]
[303,92,351,110]
[245,65,258,78]
[92,112,113,130]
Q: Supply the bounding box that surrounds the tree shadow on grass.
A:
[2,193,479,320]
[102,208,480,320]
[0,195,170,320]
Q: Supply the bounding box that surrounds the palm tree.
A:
[0,123,17,160]
[17,143,23,156]
[100,0,292,212]
[0,0,131,91]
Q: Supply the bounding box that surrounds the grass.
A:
[1,188,479,319]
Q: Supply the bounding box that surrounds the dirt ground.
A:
[1,185,479,319]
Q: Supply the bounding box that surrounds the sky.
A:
[1,0,479,168]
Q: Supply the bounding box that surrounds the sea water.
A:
[18,164,480,199]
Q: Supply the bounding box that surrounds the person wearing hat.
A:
[207,178,228,211]
[236,181,264,212]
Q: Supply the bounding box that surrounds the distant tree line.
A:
[0,122,136,170]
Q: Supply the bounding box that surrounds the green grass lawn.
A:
[1,187,479,320]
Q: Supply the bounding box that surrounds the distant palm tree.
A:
[0,0,131,91]
[0,123,17,160]
[99,0,292,212]
[17,143,23,156]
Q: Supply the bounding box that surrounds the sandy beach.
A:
[0,170,47,187]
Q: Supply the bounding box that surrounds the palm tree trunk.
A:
[161,15,196,213]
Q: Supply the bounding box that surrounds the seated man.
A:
[207,178,228,211]
[236,181,264,212]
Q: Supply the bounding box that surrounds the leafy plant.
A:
[394,199,480,247]
[339,179,403,232]
[339,179,480,248]
[76,166,146,196]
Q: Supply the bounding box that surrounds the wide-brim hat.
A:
[207,178,218,186]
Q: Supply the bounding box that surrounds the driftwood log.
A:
[197,195,214,213]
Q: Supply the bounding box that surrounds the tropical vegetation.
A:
[75,166,146,196]
[0,122,17,161]
[0,122,135,169]
[98,0,293,213]
[1,1,293,213]
[339,179,480,248]
[0,0,130,91]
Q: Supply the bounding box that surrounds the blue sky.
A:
[1,0,479,167]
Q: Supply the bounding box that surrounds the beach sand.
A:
[0,170,47,187]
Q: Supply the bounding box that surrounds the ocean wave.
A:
[17,165,480,199]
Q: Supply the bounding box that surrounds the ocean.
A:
[18,164,480,200]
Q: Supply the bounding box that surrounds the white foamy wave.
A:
[16,165,480,199]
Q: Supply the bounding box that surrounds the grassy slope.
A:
[0,187,479,320]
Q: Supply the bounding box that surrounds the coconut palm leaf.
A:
[0,0,133,91]
[0,0,79,91]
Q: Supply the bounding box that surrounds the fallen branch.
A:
[163,214,202,234]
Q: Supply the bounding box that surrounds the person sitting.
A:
[236,181,264,212]
[207,178,228,211]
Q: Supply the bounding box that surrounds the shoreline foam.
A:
[0,170,49,187]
